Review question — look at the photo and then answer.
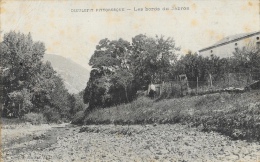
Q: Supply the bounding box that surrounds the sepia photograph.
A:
[1,0,260,161]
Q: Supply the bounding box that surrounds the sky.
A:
[1,0,259,70]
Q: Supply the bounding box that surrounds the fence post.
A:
[209,74,213,88]
[208,74,210,88]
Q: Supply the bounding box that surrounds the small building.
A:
[199,31,260,58]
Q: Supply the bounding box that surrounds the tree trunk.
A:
[124,86,129,103]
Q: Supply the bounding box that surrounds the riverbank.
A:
[2,123,260,162]
[77,91,260,141]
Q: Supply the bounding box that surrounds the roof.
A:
[199,31,260,52]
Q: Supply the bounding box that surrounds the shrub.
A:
[128,96,153,110]
[157,82,182,100]
[43,106,61,123]
[23,113,46,125]
[81,90,260,141]
[71,110,85,125]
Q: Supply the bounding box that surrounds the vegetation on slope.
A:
[83,34,260,111]
[80,90,260,141]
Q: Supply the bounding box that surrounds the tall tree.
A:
[1,31,72,122]
[84,38,133,110]
[1,31,45,117]
[130,34,179,88]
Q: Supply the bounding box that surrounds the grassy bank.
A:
[81,90,260,141]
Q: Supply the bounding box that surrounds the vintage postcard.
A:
[1,0,260,161]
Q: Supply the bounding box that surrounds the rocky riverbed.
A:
[2,123,260,162]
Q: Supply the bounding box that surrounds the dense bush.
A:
[71,110,85,125]
[157,82,183,100]
[23,113,46,125]
[43,106,61,123]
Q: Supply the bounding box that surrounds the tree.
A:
[1,31,45,117]
[111,69,134,102]
[130,34,179,88]
[84,38,133,110]
[70,91,87,117]
[1,31,72,122]
[232,41,260,73]
[7,89,33,118]
[83,35,180,110]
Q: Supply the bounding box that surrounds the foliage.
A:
[71,110,85,125]
[130,34,180,88]
[84,38,134,109]
[232,41,260,73]
[172,45,260,90]
[110,69,134,103]
[83,34,260,114]
[23,113,46,125]
[173,52,230,88]
[70,91,88,116]
[82,91,260,141]
[42,105,61,123]
[0,31,75,122]
[3,31,259,127]
[83,35,180,110]
[157,82,183,100]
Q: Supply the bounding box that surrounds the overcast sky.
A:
[1,0,259,70]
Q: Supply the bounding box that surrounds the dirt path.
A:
[2,124,260,162]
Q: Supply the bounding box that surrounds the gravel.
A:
[2,124,260,162]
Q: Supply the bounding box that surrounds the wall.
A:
[199,33,260,58]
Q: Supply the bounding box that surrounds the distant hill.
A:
[44,54,90,94]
